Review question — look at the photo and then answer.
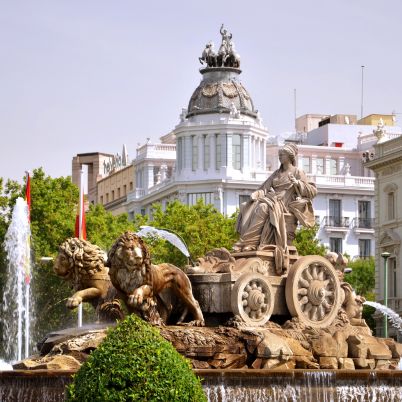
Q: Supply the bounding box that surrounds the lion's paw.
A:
[128,289,144,306]
[66,296,82,309]
[182,320,205,327]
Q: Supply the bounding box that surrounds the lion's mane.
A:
[56,237,106,281]
[107,231,151,277]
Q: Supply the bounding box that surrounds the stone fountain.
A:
[3,143,402,401]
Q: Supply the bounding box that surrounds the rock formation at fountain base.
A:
[14,316,402,372]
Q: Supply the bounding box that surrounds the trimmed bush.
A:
[66,314,206,401]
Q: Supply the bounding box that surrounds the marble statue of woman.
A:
[234,143,317,252]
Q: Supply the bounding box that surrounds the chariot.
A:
[187,246,342,328]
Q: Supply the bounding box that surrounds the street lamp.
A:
[381,251,391,338]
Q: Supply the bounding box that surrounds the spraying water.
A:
[364,301,402,334]
[1,197,33,363]
[136,225,191,257]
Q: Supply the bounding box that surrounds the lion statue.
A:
[106,231,205,327]
[54,237,124,322]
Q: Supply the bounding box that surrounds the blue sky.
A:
[1,0,402,182]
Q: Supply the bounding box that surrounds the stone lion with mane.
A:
[54,237,124,322]
[106,231,204,327]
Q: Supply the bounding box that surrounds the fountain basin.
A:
[1,369,402,401]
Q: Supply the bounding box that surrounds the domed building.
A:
[125,27,269,216]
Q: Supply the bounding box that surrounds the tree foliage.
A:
[135,200,239,267]
[344,257,375,301]
[293,225,327,256]
[66,314,206,402]
[86,204,136,250]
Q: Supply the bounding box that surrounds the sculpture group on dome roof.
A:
[199,24,241,69]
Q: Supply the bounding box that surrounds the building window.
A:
[232,134,241,170]
[316,157,324,174]
[330,237,342,253]
[140,208,146,216]
[117,188,121,198]
[388,258,397,297]
[130,181,133,191]
[111,190,115,201]
[239,194,250,206]
[329,199,342,226]
[359,239,371,258]
[100,195,103,204]
[203,135,210,170]
[187,192,214,206]
[358,200,371,228]
[215,134,222,170]
[128,211,134,221]
[302,157,311,174]
[124,185,127,196]
[388,192,395,220]
[106,193,109,203]
[329,158,337,175]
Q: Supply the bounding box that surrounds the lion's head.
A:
[54,238,107,283]
[107,232,150,273]
[106,232,152,293]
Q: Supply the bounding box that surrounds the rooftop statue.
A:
[234,144,317,254]
[199,25,240,68]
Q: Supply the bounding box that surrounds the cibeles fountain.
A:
[3,27,402,401]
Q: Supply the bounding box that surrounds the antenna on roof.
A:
[360,66,365,119]
[294,88,297,132]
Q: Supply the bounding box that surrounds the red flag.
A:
[75,171,87,240]
[25,173,31,222]
[74,199,87,240]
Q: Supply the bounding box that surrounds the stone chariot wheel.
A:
[231,273,274,326]
[285,255,341,328]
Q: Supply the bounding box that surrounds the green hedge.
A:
[66,314,206,401]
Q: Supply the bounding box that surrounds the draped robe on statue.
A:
[236,168,317,251]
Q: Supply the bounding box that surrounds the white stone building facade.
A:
[365,134,402,337]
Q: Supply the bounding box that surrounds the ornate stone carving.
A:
[198,25,240,69]
[234,144,317,273]
[382,165,401,176]
[107,231,204,327]
[374,118,387,143]
[285,255,342,328]
[54,238,124,322]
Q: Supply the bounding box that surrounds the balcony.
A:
[323,216,350,234]
[352,217,375,234]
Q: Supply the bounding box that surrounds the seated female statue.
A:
[234,143,317,252]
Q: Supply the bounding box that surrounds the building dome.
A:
[186,67,257,118]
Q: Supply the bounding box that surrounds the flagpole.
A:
[24,171,31,359]
[77,169,84,328]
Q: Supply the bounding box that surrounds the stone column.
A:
[338,156,345,175]
[209,133,216,173]
[226,133,233,170]
[147,165,154,189]
[325,155,331,175]
[250,136,255,170]
[242,133,250,174]
[311,155,317,174]
[184,135,192,169]
[261,138,266,171]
